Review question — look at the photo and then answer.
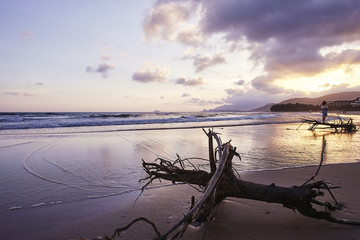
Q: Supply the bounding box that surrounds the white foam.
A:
[0,112,287,130]
[9,206,22,210]
[31,202,45,208]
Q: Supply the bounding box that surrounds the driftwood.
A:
[106,129,360,240]
[299,117,358,132]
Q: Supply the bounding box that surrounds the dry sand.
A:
[47,163,360,240]
[184,163,360,240]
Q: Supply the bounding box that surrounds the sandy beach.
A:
[1,122,360,239]
[2,164,359,240]
[3,0,360,238]
[69,163,360,240]
[184,163,360,240]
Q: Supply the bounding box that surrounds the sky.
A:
[1,0,360,112]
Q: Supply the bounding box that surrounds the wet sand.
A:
[2,163,359,240]
[1,123,360,239]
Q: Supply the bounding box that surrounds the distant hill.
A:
[211,104,244,112]
[211,91,360,112]
[278,91,360,105]
[248,103,274,112]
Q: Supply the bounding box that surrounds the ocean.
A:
[0,111,359,223]
[0,111,295,131]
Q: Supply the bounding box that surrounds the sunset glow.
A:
[1,0,360,112]
[276,67,360,95]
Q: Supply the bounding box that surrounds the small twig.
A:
[108,217,161,239]
[179,156,199,171]
[143,157,206,193]
[302,136,326,186]
[296,121,304,130]
[322,182,339,206]
[315,136,326,176]
[230,147,241,179]
[310,199,338,210]
[174,154,185,169]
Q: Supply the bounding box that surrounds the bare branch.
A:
[203,128,216,173]
[302,136,326,186]
[106,217,161,240]
[106,129,360,240]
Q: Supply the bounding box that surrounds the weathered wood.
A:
[107,217,161,239]
[157,143,231,240]
[302,136,326,186]
[301,117,358,132]
[106,129,360,240]
[202,128,216,173]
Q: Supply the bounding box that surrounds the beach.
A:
[2,163,359,240]
[3,0,360,238]
[1,117,360,239]
[184,163,360,240]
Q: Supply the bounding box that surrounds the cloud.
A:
[20,30,35,40]
[251,75,293,94]
[132,62,170,83]
[186,97,223,106]
[199,0,360,78]
[148,0,360,94]
[325,49,360,69]
[144,0,360,109]
[142,1,203,46]
[176,26,203,46]
[175,77,204,86]
[319,84,360,95]
[223,89,287,110]
[86,63,115,78]
[143,1,192,41]
[101,54,110,61]
[316,82,350,93]
[318,83,330,89]
[234,80,245,86]
[201,0,360,44]
[182,93,191,97]
[225,88,245,96]
[4,91,35,96]
[35,82,44,86]
[4,91,20,96]
[193,53,226,72]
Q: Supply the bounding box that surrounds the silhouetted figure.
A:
[321,101,328,123]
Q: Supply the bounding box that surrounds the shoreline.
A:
[0,120,301,135]
[1,122,359,240]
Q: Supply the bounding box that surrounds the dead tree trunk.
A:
[107,129,360,240]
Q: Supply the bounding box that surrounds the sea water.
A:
[0,111,291,131]
[0,111,359,216]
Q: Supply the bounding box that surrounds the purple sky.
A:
[1,0,360,111]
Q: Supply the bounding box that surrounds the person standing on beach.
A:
[321,101,328,122]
